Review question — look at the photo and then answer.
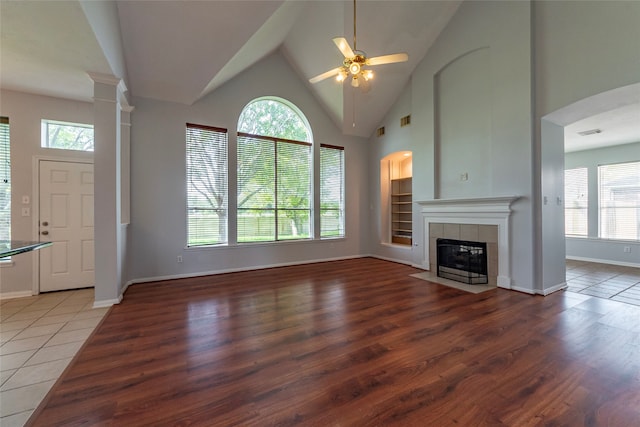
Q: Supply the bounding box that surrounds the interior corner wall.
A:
[409,0,534,290]
[127,51,368,284]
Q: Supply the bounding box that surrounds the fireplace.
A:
[437,238,488,284]
[416,196,519,289]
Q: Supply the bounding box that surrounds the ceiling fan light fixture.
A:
[308,0,408,90]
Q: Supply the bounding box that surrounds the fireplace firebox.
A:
[436,238,488,285]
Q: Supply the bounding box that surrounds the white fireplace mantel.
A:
[416,196,520,289]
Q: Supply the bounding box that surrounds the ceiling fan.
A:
[309,0,409,90]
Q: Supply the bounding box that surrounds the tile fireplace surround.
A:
[417,196,519,289]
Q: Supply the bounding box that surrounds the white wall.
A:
[565,142,640,266]
[127,51,369,283]
[535,0,640,290]
[370,1,534,291]
[367,80,417,265]
[0,90,93,297]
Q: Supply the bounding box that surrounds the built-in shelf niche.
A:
[382,151,412,246]
[391,177,412,245]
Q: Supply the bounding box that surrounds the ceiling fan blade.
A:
[333,37,355,59]
[309,67,343,84]
[367,53,409,66]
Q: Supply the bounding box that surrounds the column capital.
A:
[87,72,132,110]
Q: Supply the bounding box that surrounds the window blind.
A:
[564,167,588,236]
[598,161,640,240]
[320,144,345,238]
[237,132,311,242]
[0,117,10,241]
[186,123,228,246]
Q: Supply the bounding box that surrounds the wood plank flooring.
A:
[27,258,640,426]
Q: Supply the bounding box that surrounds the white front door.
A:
[39,160,94,292]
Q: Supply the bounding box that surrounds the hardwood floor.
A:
[27,258,640,426]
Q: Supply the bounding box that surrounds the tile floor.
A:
[0,289,108,426]
[566,259,640,306]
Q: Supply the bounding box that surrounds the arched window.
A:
[237,98,312,242]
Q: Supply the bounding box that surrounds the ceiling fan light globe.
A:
[349,62,361,75]
[351,76,360,88]
[363,70,373,81]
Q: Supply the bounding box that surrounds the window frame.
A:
[0,117,10,246]
[564,167,588,237]
[320,144,345,239]
[237,131,312,243]
[186,122,229,247]
[598,160,640,241]
[41,119,95,152]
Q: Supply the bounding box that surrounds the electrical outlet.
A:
[460,172,468,181]
[623,246,631,253]
[177,255,183,263]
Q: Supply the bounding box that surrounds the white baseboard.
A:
[123,255,367,290]
[0,290,33,300]
[368,254,416,267]
[93,295,122,308]
[509,285,536,295]
[539,281,567,296]
[566,256,640,269]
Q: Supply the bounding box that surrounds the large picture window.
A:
[0,117,10,242]
[599,161,640,240]
[564,167,588,236]
[186,123,228,246]
[320,144,345,238]
[237,98,312,243]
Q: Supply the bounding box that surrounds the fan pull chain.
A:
[352,91,356,128]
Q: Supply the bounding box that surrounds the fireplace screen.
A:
[436,238,488,285]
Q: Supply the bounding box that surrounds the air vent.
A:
[400,115,411,127]
[376,126,385,137]
[577,128,602,136]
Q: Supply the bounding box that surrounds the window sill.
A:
[566,236,640,244]
[185,237,346,251]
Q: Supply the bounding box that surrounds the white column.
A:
[89,72,125,306]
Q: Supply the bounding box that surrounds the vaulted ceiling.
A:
[4,1,637,145]
[0,0,461,137]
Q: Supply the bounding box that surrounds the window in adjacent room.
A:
[598,161,640,240]
[186,123,228,246]
[0,117,10,242]
[320,144,345,238]
[564,167,588,237]
[41,119,94,151]
[237,98,312,243]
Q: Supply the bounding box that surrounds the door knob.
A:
[41,231,49,235]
